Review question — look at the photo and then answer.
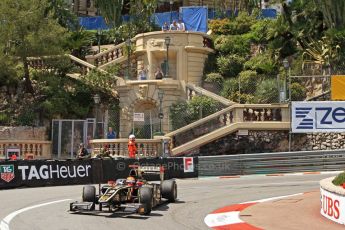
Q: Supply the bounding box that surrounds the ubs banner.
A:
[292,101,345,133]
[0,160,93,189]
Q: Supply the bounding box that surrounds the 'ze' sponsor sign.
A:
[292,101,345,133]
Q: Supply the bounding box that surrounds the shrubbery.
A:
[333,172,345,186]
[169,96,220,130]
[217,54,245,78]
[214,35,251,56]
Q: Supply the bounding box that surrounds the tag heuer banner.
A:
[0,165,15,182]
[292,101,345,133]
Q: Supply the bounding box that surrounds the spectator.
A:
[77,143,90,159]
[10,154,17,160]
[154,67,164,80]
[106,127,116,139]
[169,20,178,31]
[177,19,185,31]
[128,134,137,158]
[138,66,148,80]
[162,22,169,32]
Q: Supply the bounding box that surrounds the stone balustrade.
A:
[0,140,52,159]
[186,83,234,107]
[85,43,125,67]
[166,104,289,149]
[90,138,170,158]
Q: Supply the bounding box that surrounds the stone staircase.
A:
[165,103,290,156]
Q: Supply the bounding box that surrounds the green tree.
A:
[95,0,124,28]
[314,0,345,30]
[0,0,67,93]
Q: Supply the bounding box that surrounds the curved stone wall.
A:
[320,177,345,225]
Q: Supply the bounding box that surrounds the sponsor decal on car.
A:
[0,165,15,183]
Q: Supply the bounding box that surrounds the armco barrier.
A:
[198,150,345,176]
[0,157,198,189]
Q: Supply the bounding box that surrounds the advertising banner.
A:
[331,75,345,100]
[0,160,93,189]
[292,101,345,133]
[320,187,345,225]
[0,158,198,189]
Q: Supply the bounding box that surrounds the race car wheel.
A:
[161,180,177,202]
[82,185,96,202]
[139,187,153,215]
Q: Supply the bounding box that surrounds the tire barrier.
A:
[0,157,198,189]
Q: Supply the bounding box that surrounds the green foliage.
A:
[214,35,251,56]
[332,172,345,186]
[0,52,20,87]
[65,29,95,58]
[217,54,245,78]
[209,12,256,35]
[290,82,307,101]
[95,0,123,28]
[249,19,274,43]
[254,79,279,103]
[238,70,258,93]
[0,113,10,125]
[205,73,224,85]
[0,0,68,93]
[203,53,217,76]
[315,0,345,30]
[169,96,220,130]
[31,61,101,121]
[221,78,239,100]
[45,0,78,29]
[82,68,118,95]
[244,52,277,75]
[17,106,36,126]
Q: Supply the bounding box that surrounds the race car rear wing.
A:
[129,165,165,182]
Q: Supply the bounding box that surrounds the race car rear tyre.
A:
[161,180,177,202]
[82,185,96,202]
[139,187,153,215]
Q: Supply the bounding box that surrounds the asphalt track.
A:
[0,173,339,230]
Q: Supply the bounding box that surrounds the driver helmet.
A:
[126,176,136,186]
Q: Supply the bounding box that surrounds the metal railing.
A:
[198,150,345,176]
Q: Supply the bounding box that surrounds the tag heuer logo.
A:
[0,165,15,183]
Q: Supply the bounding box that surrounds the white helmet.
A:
[129,134,135,139]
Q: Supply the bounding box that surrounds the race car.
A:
[69,165,177,215]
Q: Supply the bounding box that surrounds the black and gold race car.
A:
[69,166,177,215]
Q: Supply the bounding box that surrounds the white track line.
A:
[0,199,72,230]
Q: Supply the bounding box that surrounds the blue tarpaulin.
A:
[261,9,277,18]
[180,7,208,33]
[79,16,109,30]
[78,7,276,32]
[152,11,179,28]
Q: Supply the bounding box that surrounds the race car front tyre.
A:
[139,187,153,215]
[161,180,177,202]
[82,185,96,202]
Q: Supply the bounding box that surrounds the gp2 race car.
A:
[69,165,177,215]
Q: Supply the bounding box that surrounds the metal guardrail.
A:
[198,150,345,176]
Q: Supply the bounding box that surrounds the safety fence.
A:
[198,150,345,176]
[0,157,198,189]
